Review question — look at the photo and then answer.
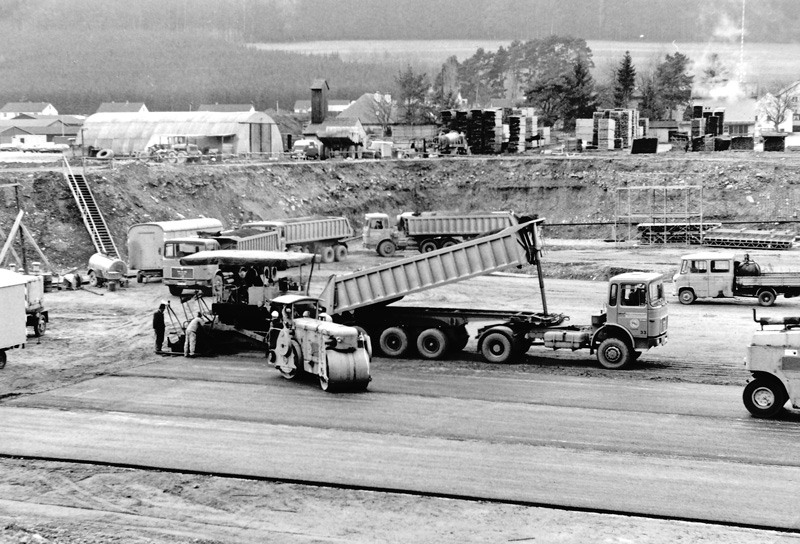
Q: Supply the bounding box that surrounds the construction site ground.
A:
[2,152,800,542]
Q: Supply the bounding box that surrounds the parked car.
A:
[289,139,322,160]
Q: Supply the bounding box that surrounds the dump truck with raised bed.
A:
[178,250,371,392]
[673,252,800,307]
[242,216,355,263]
[163,228,281,296]
[320,219,668,369]
[363,210,518,257]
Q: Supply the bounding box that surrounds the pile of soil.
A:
[2,152,800,274]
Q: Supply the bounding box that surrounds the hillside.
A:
[2,153,799,276]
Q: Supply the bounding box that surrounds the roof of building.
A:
[0,102,54,113]
[310,79,329,91]
[96,102,147,113]
[337,93,397,125]
[13,114,84,125]
[697,98,757,123]
[197,104,255,112]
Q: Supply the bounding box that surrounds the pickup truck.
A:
[673,252,800,306]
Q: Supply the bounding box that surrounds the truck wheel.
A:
[479,329,514,364]
[88,271,98,287]
[320,246,335,263]
[597,337,632,370]
[379,327,410,357]
[419,240,437,253]
[678,289,695,305]
[416,328,450,359]
[441,238,458,248]
[743,378,787,418]
[377,240,396,257]
[334,245,348,262]
[34,313,47,337]
[758,289,777,307]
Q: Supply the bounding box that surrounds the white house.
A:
[0,102,58,120]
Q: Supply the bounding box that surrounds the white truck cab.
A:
[673,252,737,303]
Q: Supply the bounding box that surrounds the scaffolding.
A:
[615,184,713,244]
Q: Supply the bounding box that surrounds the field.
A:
[251,39,799,87]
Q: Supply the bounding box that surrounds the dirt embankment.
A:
[2,153,800,273]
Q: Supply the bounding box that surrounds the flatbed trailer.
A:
[321,219,668,368]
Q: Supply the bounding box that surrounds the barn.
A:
[78,111,283,157]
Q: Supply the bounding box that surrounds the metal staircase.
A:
[62,158,120,259]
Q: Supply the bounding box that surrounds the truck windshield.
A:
[164,242,211,258]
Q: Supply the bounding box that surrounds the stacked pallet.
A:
[596,118,615,150]
[508,115,527,153]
[691,118,706,138]
[484,109,503,154]
[440,110,455,132]
[576,119,594,147]
[455,110,469,139]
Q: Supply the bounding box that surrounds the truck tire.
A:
[334,245,348,262]
[441,238,458,248]
[88,270,99,287]
[479,327,515,364]
[678,289,695,305]
[34,313,47,337]
[758,289,777,307]
[320,246,335,263]
[419,240,438,253]
[0,350,6,369]
[597,337,632,370]
[416,328,450,359]
[379,327,410,357]
[743,378,787,418]
[377,240,396,257]
[168,285,183,296]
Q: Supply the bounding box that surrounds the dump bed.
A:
[319,220,541,314]
[404,212,517,236]
[244,217,354,244]
[214,229,282,252]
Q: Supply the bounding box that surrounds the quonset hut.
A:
[78,111,283,157]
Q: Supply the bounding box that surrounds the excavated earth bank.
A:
[2,151,800,276]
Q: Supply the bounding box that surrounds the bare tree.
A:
[758,81,800,132]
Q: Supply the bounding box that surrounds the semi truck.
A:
[163,228,281,296]
[127,218,224,282]
[178,250,371,392]
[363,210,519,257]
[242,216,355,263]
[673,252,800,307]
[321,219,669,369]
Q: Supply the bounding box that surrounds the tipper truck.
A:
[321,219,669,369]
[163,228,281,296]
[363,210,518,257]
[673,252,800,307]
[178,250,371,392]
[242,216,355,263]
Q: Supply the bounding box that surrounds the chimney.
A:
[311,79,329,124]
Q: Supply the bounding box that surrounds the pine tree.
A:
[613,51,636,108]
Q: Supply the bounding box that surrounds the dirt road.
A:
[1,242,799,543]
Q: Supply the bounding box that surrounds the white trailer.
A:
[242,216,355,263]
[0,269,29,368]
[127,218,224,282]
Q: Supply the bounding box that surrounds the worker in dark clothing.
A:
[153,301,166,353]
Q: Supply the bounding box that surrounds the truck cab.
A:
[598,272,669,366]
[673,252,737,304]
[162,238,220,295]
[362,212,410,257]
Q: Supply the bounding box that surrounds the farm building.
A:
[78,111,283,157]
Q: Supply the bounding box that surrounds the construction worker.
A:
[184,312,203,357]
[153,301,166,353]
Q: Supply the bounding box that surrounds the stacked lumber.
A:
[575,119,594,147]
[596,118,615,150]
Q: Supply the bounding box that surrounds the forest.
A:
[0,0,789,116]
